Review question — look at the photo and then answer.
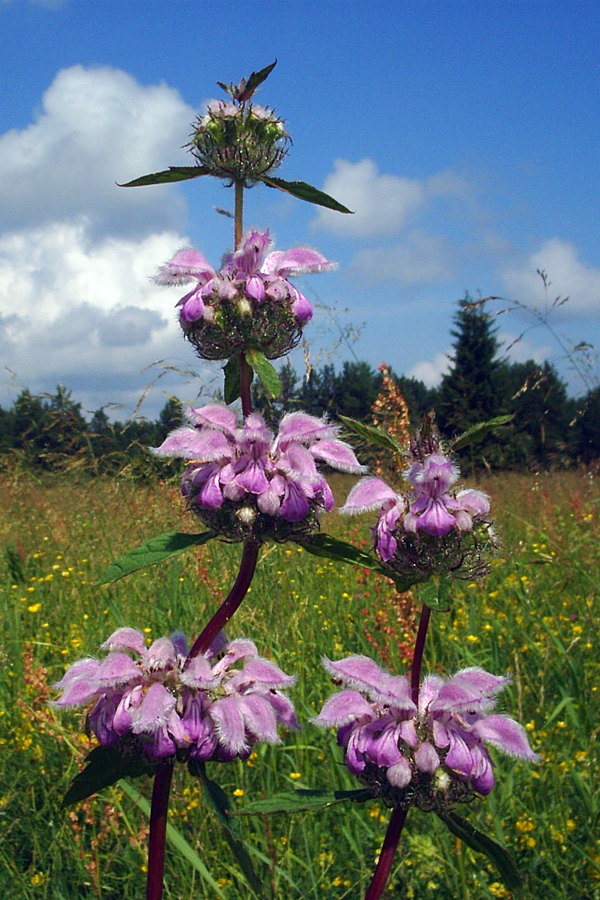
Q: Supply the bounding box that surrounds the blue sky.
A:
[1,0,599,419]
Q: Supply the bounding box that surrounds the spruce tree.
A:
[438,295,504,436]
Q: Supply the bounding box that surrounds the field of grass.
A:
[1,468,599,899]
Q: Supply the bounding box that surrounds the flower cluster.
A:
[189,98,289,184]
[53,628,299,762]
[155,229,335,360]
[313,655,538,812]
[152,405,366,542]
[342,450,494,580]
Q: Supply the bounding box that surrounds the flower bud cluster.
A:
[189,99,289,185]
[313,655,538,813]
[154,229,334,360]
[342,445,495,580]
[152,405,366,542]
[53,628,299,762]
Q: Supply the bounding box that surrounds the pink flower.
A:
[313,655,538,809]
[152,405,365,538]
[53,629,299,762]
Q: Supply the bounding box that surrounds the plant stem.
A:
[410,603,432,706]
[187,539,260,659]
[239,354,253,417]
[146,760,174,900]
[363,806,409,900]
[234,180,244,249]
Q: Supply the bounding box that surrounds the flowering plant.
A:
[52,61,538,900]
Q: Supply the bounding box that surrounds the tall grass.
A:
[1,469,598,898]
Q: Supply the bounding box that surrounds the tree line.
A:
[0,298,598,474]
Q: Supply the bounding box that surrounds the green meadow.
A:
[1,469,599,899]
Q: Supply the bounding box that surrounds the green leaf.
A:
[299,533,416,593]
[223,356,241,404]
[119,779,228,897]
[235,788,372,816]
[245,349,281,399]
[259,175,353,213]
[450,414,514,452]
[118,166,212,188]
[62,745,153,808]
[419,575,453,611]
[96,531,214,584]
[437,811,524,897]
[338,415,405,456]
[190,762,263,897]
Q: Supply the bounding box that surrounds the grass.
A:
[0,468,599,898]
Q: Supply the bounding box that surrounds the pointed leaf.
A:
[450,415,514,452]
[119,166,213,188]
[259,175,353,213]
[190,761,263,896]
[119,779,228,897]
[96,531,215,584]
[62,745,154,808]
[235,788,372,815]
[437,811,524,897]
[223,356,242,404]
[238,61,277,102]
[419,575,453,611]
[339,415,405,456]
[245,349,281,399]
[299,533,417,593]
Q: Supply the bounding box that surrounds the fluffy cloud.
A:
[0,65,195,235]
[350,230,453,285]
[313,158,468,238]
[501,238,600,316]
[0,219,199,415]
[407,351,452,388]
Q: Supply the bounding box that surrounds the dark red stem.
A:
[363,806,409,900]
[410,603,432,707]
[187,539,260,659]
[146,760,174,900]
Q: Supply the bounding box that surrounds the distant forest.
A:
[1,300,599,473]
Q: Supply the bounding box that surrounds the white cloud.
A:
[501,238,600,316]
[407,351,451,387]
[0,65,195,235]
[0,219,199,415]
[312,158,468,238]
[351,230,453,285]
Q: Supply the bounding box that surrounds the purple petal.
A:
[456,489,490,517]
[235,460,270,494]
[132,683,176,734]
[279,481,311,522]
[236,658,296,689]
[445,732,474,776]
[196,468,225,509]
[322,655,388,696]
[262,246,336,277]
[154,249,215,286]
[231,229,271,276]
[181,655,217,689]
[209,696,247,755]
[313,690,374,727]
[179,289,205,325]
[450,668,510,698]
[211,639,258,677]
[370,724,405,767]
[310,439,366,474]
[186,404,238,435]
[341,477,399,514]
[266,691,300,730]
[413,498,456,537]
[238,694,279,742]
[245,275,266,302]
[144,637,176,674]
[472,715,539,760]
[289,286,313,323]
[387,757,413,789]
[415,741,441,774]
[102,628,146,656]
[276,413,338,448]
[95,652,141,689]
[152,427,232,461]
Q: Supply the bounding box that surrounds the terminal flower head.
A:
[313,655,538,812]
[152,405,365,542]
[154,229,335,360]
[53,628,299,762]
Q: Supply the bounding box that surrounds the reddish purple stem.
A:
[146,761,174,900]
[187,539,260,659]
[363,806,409,900]
[410,602,432,707]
